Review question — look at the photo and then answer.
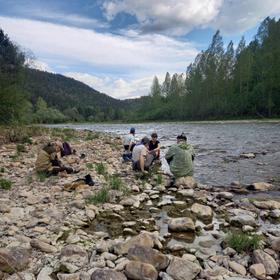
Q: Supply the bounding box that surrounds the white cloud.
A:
[0,16,198,98]
[103,0,223,35]
[212,0,280,34]
[103,0,280,36]
[25,59,53,72]
[64,72,162,99]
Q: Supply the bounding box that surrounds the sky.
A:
[0,0,280,99]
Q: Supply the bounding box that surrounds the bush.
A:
[16,144,26,153]
[87,187,109,204]
[86,163,94,170]
[227,232,263,253]
[95,162,107,176]
[108,174,123,190]
[0,178,12,190]
[36,171,48,182]
[0,167,4,173]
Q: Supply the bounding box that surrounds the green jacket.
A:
[165,143,195,178]
[35,145,57,172]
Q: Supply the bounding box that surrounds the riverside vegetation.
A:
[0,127,279,280]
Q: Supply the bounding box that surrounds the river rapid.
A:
[49,121,280,187]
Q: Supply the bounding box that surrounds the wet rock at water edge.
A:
[191,203,213,221]
[168,217,195,232]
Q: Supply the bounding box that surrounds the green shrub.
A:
[0,167,4,173]
[36,171,48,182]
[108,174,123,190]
[87,187,109,204]
[16,144,26,153]
[95,162,107,176]
[85,132,99,141]
[0,178,12,190]
[156,174,163,184]
[227,233,262,253]
[86,163,94,170]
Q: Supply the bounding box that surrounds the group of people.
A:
[123,128,195,180]
[35,128,195,183]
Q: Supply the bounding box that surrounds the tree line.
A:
[140,17,280,120]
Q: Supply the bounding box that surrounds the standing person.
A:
[123,127,136,152]
[122,127,136,161]
[149,132,160,159]
[132,137,155,172]
[165,133,195,179]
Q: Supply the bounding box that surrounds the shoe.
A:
[85,174,95,186]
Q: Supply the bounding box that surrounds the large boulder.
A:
[59,245,88,272]
[230,214,257,227]
[125,261,158,280]
[166,256,201,280]
[249,263,266,280]
[249,182,273,191]
[127,245,169,270]
[191,203,213,220]
[175,177,197,188]
[253,249,278,275]
[271,237,280,252]
[0,247,30,273]
[91,269,127,280]
[168,217,195,232]
[114,233,154,255]
[253,200,280,210]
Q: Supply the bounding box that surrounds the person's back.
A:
[165,134,195,178]
[35,144,56,172]
[132,143,145,162]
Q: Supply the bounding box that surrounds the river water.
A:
[49,121,280,187]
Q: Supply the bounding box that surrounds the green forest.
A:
[0,17,279,124]
[142,17,280,120]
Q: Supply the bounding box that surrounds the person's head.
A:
[141,136,150,147]
[177,133,187,143]
[53,140,63,153]
[151,132,158,142]
[130,127,135,135]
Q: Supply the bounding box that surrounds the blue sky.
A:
[0,0,279,99]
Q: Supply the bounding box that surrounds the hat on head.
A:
[130,127,135,134]
[141,136,150,145]
[177,133,187,141]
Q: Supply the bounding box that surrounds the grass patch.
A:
[85,132,100,141]
[87,187,109,204]
[86,163,94,170]
[156,174,163,185]
[95,162,107,176]
[0,178,12,190]
[227,232,263,253]
[36,171,48,182]
[108,174,123,190]
[16,144,26,153]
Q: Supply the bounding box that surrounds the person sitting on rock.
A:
[132,136,156,172]
[165,133,195,179]
[122,127,136,161]
[35,142,76,176]
[149,132,160,159]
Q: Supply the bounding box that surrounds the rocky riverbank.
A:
[0,128,279,280]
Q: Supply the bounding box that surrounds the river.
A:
[49,121,280,187]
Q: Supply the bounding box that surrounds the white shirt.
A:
[132,144,147,162]
[123,134,135,146]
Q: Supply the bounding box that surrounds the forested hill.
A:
[24,68,124,122]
